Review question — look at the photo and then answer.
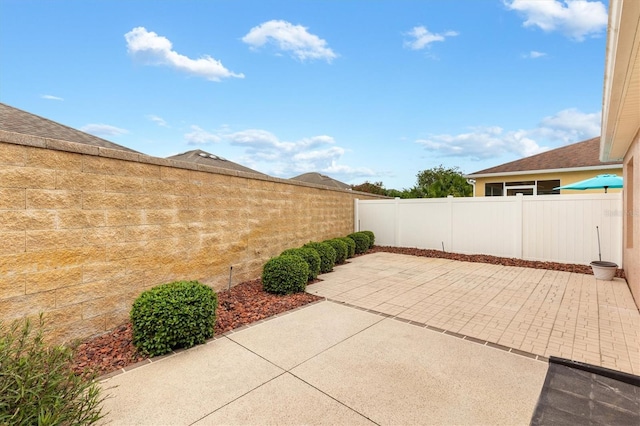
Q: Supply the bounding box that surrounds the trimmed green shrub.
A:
[0,315,106,425]
[262,255,309,294]
[361,230,375,247]
[131,281,217,356]
[324,238,348,265]
[303,242,337,273]
[348,232,370,254]
[281,247,321,280]
[341,237,356,258]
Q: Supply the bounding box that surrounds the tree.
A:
[415,165,472,198]
[352,181,428,199]
[351,181,388,196]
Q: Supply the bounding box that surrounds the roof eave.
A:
[465,164,623,179]
[600,0,640,162]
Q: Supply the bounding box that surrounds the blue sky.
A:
[0,0,608,189]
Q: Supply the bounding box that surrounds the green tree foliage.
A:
[351,181,387,195]
[351,181,417,198]
[415,165,472,198]
[352,165,472,199]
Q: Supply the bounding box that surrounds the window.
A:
[505,181,535,187]
[505,181,535,196]
[485,183,503,196]
[507,187,534,196]
[485,179,560,196]
[537,180,560,195]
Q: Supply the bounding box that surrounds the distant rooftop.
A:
[290,172,351,190]
[467,137,622,177]
[167,149,267,176]
[0,103,137,152]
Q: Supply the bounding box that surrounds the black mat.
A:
[530,357,640,425]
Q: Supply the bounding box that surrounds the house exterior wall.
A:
[0,134,381,343]
[473,169,623,197]
[623,131,639,308]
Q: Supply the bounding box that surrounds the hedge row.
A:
[129,230,376,357]
[262,231,376,295]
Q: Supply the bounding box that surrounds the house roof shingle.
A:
[0,103,137,152]
[167,149,266,176]
[290,172,351,189]
[467,137,622,177]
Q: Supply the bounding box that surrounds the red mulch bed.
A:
[72,279,322,376]
[370,245,625,278]
[72,248,624,377]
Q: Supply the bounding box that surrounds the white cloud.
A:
[146,114,168,127]
[322,163,376,178]
[416,126,546,160]
[505,0,607,41]
[215,128,375,180]
[416,108,601,160]
[524,50,547,58]
[226,129,281,147]
[242,20,337,62]
[41,94,64,101]
[80,124,129,137]
[184,125,221,144]
[403,26,459,50]
[125,27,244,81]
[536,108,601,141]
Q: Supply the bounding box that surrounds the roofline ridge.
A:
[0,102,131,151]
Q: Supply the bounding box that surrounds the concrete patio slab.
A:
[291,317,548,425]
[310,252,640,375]
[100,299,548,425]
[193,373,376,425]
[100,338,284,425]
[226,300,384,370]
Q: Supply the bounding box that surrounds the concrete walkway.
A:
[307,252,640,375]
[101,300,547,425]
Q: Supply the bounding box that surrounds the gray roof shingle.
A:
[290,172,351,189]
[467,137,622,176]
[167,149,267,176]
[0,103,137,152]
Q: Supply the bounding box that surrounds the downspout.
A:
[466,178,476,197]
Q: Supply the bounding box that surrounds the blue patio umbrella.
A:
[554,174,623,193]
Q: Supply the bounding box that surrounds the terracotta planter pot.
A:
[590,261,618,281]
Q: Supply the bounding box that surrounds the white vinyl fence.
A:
[355,193,623,266]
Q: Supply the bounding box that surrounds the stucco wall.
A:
[473,169,623,197]
[0,131,381,342]
[623,130,639,309]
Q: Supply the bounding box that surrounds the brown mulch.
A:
[72,278,322,377]
[71,323,146,376]
[214,278,322,335]
[72,247,623,377]
[370,245,625,278]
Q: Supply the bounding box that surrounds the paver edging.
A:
[323,298,548,364]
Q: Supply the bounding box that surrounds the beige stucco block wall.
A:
[473,169,623,197]
[623,131,639,308]
[0,134,380,343]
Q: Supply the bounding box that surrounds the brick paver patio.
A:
[308,252,640,375]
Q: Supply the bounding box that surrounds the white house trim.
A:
[465,164,622,179]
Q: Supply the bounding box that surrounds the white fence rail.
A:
[355,194,623,266]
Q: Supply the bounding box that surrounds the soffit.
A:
[602,0,640,161]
